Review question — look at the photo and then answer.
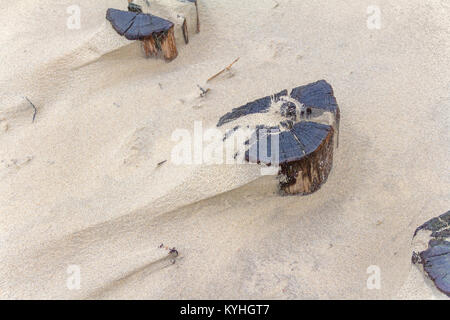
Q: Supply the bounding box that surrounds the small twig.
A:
[158,243,178,255]
[157,160,167,167]
[24,97,37,123]
[272,1,279,9]
[197,85,210,97]
[207,57,240,82]
[158,243,179,264]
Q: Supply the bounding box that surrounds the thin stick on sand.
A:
[207,57,240,82]
[24,97,37,123]
[157,160,167,167]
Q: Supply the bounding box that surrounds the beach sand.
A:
[0,0,449,299]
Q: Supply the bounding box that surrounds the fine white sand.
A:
[0,0,449,299]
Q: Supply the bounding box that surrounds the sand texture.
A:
[0,0,449,299]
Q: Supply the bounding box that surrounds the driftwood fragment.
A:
[189,0,200,33]
[207,58,240,82]
[217,80,340,195]
[106,8,178,60]
[181,18,189,44]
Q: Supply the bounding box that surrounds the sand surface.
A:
[1,0,449,299]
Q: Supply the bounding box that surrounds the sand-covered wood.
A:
[279,125,334,195]
[218,80,340,195]
[106,8,177,60]
[132,0,200,48]
[106,1,199,60]
[142,36,157,57]
[159,26,178,60]
[412,211,450,297]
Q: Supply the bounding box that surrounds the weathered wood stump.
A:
[277,122,334,195]
[412,210,450,297]
[106,8,178,60]
[217,80,340,195]
[145,0,200,44]
[106,0,200,60]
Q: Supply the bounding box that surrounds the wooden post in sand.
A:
[158,26,178,60]
[106,8,178,61]
[107,1,199,60]
[127,1,179,60]
[143,0,200,47]
[278,123,335,195]
[217,80,340,196]
[141,26,178,60]
[278,80,340,195]
[132,0,199,57]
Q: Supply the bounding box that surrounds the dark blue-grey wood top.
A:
[217,80,338,128]
[290,80,338,113]
[414,210,450,297]
[216,90,288,127]
[245,121,332,165]
[421,239,450,296]
[106,8,174,41]
[217,80,337,165]
[414,210,450,239]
